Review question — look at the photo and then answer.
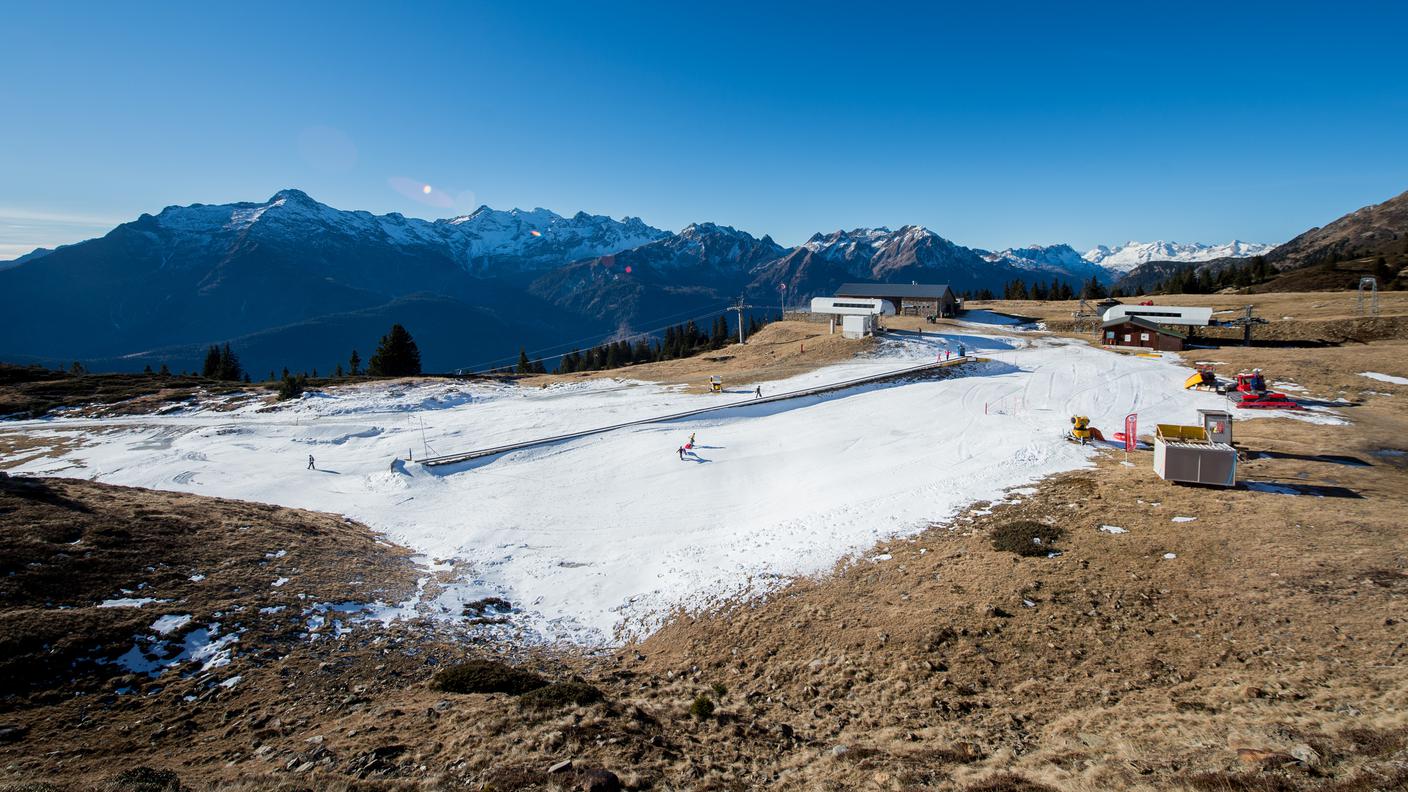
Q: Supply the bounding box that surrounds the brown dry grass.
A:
[522,320,873,392]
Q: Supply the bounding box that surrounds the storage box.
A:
[1153,424,1237,487]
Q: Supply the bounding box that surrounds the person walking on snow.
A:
[958,343,965,357]
[307,454,315,470]
[755,385,762,398]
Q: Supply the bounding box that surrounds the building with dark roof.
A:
[1101,315,1186,352]
[834,283,958,317]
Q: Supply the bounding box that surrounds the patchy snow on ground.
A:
[1360,371,1408,386]
[5,331,1280,644]
[99,597,160,608]
[1099,525,1128,534]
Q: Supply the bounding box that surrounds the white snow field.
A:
[3,331,1304,644]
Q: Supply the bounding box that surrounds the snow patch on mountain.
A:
[147,189,668,273]
[1083,240,1275,272]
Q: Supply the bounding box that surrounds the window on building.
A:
[1105,331,1114,339]
[1123,334,1132,343]
[1140,332,1150,341]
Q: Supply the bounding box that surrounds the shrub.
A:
[276,374,305,401]
[518,680,603,710]
[990,520,1063,557]
[689,694,715,720]
[711,681,727,699]
[105,766,182,792]
[430,660,547,695]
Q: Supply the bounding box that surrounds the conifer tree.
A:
[368,324,422,377]
[202,345,222,378]
[516,347,531,374]
[349,350,361,377]
[216,343,243,381]
[160,363,171,376]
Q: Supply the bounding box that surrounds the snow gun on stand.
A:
[1231,368,1302,411]
[709,375,723,394]
[1065,415,1105,445]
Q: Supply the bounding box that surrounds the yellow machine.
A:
[1066,415,1105,445]
[1183,367,1220,392]
[709,375,723,393]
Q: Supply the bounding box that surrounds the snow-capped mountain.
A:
[978,243,1114,283]
[138,189,667,274]
[1082,240,1274,272]
[530,222,785,322]
[747,226,1030,302]
[0,189,667,373]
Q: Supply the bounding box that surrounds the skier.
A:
[307,454,315,470]
[755,385,762,398]
[958,343,966,357]
[689,432,696,446]
[678,446,685,461]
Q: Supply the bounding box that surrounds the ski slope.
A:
[2,331,1288,644]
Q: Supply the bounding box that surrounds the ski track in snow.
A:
[2,331,1319,645]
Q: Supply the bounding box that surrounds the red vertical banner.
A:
[1124,413,1138,452]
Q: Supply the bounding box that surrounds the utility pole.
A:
[728,298,754,345]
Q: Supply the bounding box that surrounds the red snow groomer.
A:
[1232,368,1303,410]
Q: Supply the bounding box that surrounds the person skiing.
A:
[307,454,315,470]
[678,446,685,460]
[689,432,696,446]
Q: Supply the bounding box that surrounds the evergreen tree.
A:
[516,347,532,374]
[143,364,153,374]
[160,363,171,376]
[243,373,251,384]
[335,363,344,378]
[349,350,361,377]
[217,343,243,381]
[277,374,305,401]
[311,368,319,379]
[70,361,86,375]
[367,324,422,377]
[202,345,222,378]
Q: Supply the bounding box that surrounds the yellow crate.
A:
[1155,424,1209,443]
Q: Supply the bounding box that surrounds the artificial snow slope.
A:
[4,332,1271,644]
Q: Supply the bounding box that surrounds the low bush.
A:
[105,766,182,792]
[689,694,715,720]
[430,660,547,695]
[990,520,1063,557]
[518,680,603,709]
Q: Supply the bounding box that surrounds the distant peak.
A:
[269,188,317,204]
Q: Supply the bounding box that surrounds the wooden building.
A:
[834,283,958,318]
[1101,316,1186,351]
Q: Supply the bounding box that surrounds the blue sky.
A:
[2,0,1406,259]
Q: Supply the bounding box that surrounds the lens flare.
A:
[422,184,433,195]
[624,265,632,274]
[529,229,542,237]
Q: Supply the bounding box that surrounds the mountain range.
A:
[5,187,1372,375]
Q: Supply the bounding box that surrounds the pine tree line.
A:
[503,313,767,376]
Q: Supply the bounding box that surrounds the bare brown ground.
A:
[972,291,1408,325]
[522,320,874,393]
[2,304,1407,791]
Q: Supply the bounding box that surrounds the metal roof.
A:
[1102,315,1188,339]
[835,282,953,299]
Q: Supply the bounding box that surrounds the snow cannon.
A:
[709,375,723,394]
[1066,415,1105,445]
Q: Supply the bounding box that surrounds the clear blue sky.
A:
[2,0,1406,260]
